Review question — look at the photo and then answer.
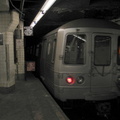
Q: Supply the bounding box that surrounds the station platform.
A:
[0,72,69,120]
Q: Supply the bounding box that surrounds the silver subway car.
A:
[40,19,120,102]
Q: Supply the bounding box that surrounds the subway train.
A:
[35,19,120,105]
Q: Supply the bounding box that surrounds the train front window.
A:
[94,36,111,66]
[64,34,86,64]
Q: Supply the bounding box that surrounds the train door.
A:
[91,33,113,95]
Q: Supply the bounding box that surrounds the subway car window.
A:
[36,45,39,57]
[47,42,51,55]
[64,34,86,64]
[117,36,120,65]
[94,36,111,66]
[51,39,56,63]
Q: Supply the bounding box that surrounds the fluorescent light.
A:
[30,12,44,28]
[30,0,56,28]
[41,0,56,13]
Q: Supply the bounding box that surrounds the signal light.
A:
[117,76,120,85]
[66,76,75,85]
[77,76,84,84]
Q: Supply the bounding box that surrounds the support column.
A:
[0,11,19,93]
[15,21,25,80]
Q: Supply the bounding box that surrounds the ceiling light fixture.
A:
[30,0,56,28]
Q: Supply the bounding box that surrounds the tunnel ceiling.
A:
[9,0,120,43]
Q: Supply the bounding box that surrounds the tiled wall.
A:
[0,11,19,93]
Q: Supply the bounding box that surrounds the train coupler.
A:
[96,102,111,118]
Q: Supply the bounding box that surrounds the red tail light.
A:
[66,76,75,85]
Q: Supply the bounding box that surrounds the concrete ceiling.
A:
[8,0,120,44]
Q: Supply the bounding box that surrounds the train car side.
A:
[40,31,58,94]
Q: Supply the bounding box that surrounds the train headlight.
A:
[66,76,75,85]
[117,76,120,83]
[77,76,84,84]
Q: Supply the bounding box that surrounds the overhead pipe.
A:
[20,0,25,20]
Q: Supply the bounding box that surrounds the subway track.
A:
[57,99,120,120]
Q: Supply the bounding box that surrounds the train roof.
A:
[44,19,120,37]
[60,19,120,29]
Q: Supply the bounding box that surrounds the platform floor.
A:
[0,72,69,120]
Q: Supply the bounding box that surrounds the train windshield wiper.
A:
[73,34,86,42]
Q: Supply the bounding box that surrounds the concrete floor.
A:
[0,72,69,120]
